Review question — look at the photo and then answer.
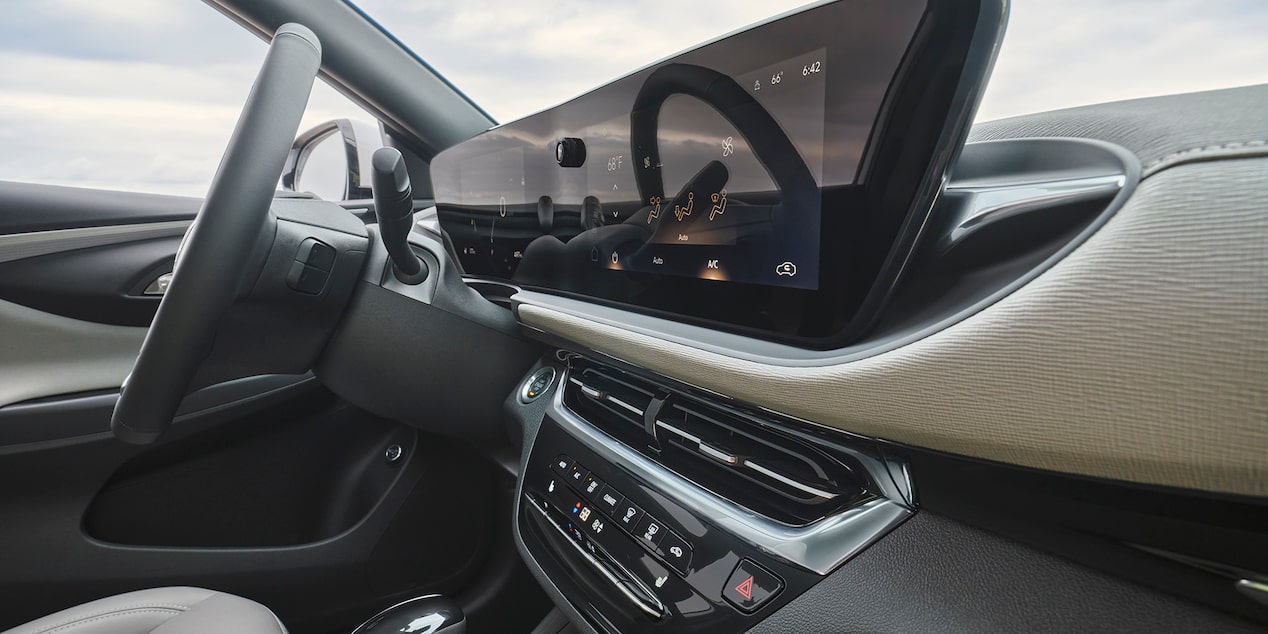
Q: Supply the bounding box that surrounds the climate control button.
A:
[634,514,666,548]
[614,499,644,531]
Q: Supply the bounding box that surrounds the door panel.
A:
[0,374,309,446]
[0,181,532,632]
[0,298,143,408]
[0,236,181,326]
[0,380,498,632]
[0,180,200,235]
[0,182,197,405]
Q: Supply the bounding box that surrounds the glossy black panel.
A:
[520,419,821,633]
[435,0,1006,346]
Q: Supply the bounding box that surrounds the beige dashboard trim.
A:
[519,158,1268,496]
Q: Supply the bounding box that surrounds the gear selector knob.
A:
[371,147,428,284]
[351,595,465,634]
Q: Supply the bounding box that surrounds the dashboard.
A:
[418,1,1268,631]
[433,0,994,346]
[426,0,1040,631]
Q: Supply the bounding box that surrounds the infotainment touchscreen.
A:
[432,0,1002,344]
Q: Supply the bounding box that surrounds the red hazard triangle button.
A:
[723,559,783,612]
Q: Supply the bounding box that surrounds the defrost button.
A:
[634,514,666,548]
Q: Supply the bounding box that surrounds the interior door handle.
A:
[143,272,173,295]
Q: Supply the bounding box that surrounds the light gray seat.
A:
[1,587,286,634]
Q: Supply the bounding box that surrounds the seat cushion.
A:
[2,587,286,634]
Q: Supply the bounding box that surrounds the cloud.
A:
[976,0,1268,120]
[0,0,1265,196]
[356,0,819,122]
[0,4,375,196]
[360,0,1268,124]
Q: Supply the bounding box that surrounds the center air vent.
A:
[562,358,873,525]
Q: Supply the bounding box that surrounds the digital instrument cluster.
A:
[432,0,990,345]
[436,41,839,291]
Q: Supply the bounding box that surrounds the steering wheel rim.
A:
[111,24,323,445]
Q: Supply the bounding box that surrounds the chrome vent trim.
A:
[743,460,838,500]
[564,358,864,519]
[551,363,912,575]
[555,356,914,573]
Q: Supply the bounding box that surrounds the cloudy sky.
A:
[1,0,1265,196]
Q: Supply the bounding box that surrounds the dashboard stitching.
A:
[1143,140,1268,177]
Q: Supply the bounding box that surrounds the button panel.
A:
[524,419,831,634]
[286,238,335,295]
[538,456,697,583]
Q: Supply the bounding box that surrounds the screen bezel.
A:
[433,0,1008,348]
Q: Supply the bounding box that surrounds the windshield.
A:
[354,0,1268,124]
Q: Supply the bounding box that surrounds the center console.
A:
[513,355,914,632]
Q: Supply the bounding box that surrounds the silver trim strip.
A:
[698,442,739,465]
[655,420,701,445]
[657,419,835,494]
[1235,579,1268,608]
[570,377,646,417]
[527,495,665,618]
[743,460,838,500]
[550,370,912,575]
[945,174,1125,245]
[0,220,191,264]
[607,395,643,417]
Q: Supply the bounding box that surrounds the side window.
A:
[0,1,377,199]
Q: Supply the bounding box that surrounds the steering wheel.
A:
[111,24,323,444]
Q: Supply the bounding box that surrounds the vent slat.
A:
[562,358,870,525]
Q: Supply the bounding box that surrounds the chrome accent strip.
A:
[1235,579,1268,608]
[569,376,646,417]
[607,395,643,417]
[551,370,912,575]
[743,460,838,500]
[0,220,191,264]
[943,174,1125,246]
[527,495,665,618]
[655,420,701,445]
[698,442,739,465]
